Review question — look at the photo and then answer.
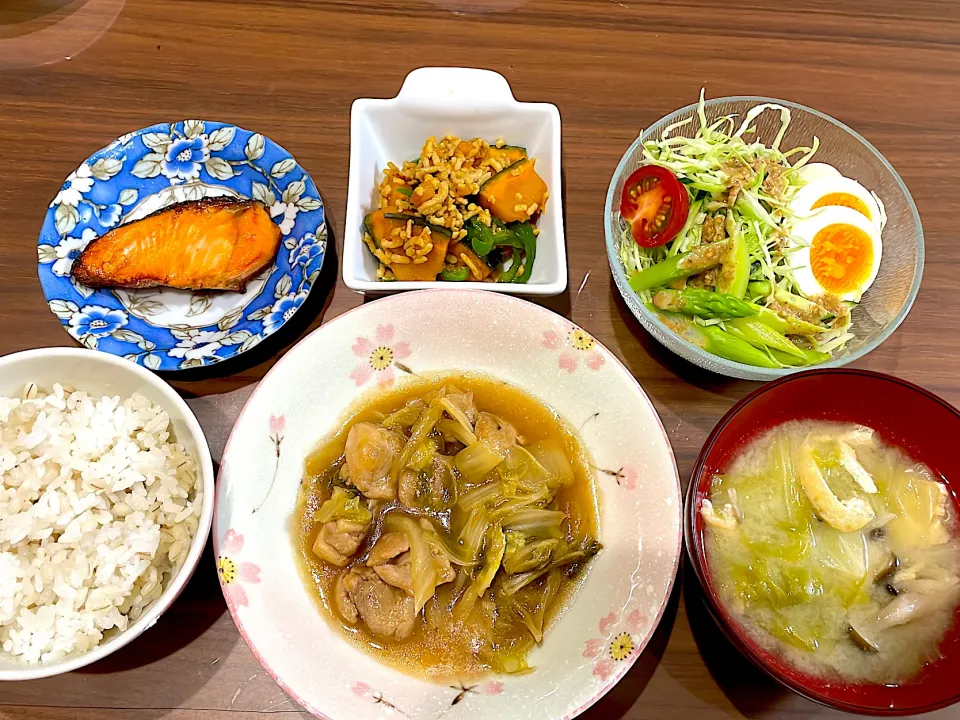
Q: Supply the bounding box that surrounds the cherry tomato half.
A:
[619,165,690,248]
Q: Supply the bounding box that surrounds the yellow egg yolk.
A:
[809,224,874,295]
[811,192,871,220]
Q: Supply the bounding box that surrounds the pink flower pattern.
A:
[542,327,605,374]
[582,608,646,682]
[350,324,411,387]
[217,529,261,609]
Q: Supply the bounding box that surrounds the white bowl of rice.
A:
[0,347,213,680]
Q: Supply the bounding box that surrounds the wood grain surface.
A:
[1,0,959,717]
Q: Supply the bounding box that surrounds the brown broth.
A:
[291,373,600,680]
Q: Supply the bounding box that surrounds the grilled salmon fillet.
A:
[71,197,282,291]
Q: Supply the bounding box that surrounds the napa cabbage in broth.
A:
[293,374,601,680]
[703,420,960,684]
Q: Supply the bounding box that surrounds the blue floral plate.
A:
[37,120,327,371]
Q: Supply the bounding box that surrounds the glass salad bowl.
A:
[604,96,924,381]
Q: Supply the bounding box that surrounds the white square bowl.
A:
[344,67,566,296]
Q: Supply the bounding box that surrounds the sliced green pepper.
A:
[440,266,470,282]
[492,229,522,249]
[466,218,495,257]
[498,253,520,282]
[511,222,537,284]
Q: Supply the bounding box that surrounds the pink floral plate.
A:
[214,289,682,720]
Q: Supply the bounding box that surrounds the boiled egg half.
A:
[790,165,884,231]
[795,162,842,185]
[789,206,882,302]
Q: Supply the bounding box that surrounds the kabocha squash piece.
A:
[484,145,527,170]
[478,159,547,224]
[392,234,450,281]
[71,198,281,291]
[364,210,408,249]
[449,241,493,281]
[381,213,452,282]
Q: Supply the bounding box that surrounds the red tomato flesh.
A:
[619,165,690,248]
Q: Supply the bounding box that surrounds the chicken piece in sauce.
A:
[367,532,413,591]
[343,422,405,500]
[338,566,416,641]
[312,518,370,567]
[475,413,519,453]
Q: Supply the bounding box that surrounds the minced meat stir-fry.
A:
[363,135,547,284]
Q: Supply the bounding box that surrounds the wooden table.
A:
[1,0,959,717]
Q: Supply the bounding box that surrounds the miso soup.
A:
[702,420,960,684]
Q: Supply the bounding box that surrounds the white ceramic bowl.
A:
[343,67,566,296]
[0,347,214,680]
[216,289,681,720]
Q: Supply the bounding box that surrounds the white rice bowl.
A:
[0,381,202,666]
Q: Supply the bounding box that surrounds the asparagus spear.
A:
[653,288,758,319]
[774,288,831,322]
[725,317,806,361]
[629,240,730,294]
[716,218,749,298]
[770,346,831,366]
[656,287,824,336]
[648,306,780,368]
[755,307,823,336]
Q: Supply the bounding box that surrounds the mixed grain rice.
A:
[0,383,201,664]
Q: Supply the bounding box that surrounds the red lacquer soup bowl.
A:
[684,369,960,715]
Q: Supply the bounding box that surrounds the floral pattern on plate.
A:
[542,327,605,373]
[217,529,261,609]
[37,120,327,371]
[582,609,648,681]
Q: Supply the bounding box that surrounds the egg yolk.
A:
[812,192,871,220]
[810,224,874,295]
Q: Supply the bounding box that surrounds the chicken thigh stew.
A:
[292,374,601,680]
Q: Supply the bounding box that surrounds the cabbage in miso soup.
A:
[702,421,960,684]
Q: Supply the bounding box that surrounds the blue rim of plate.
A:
[37,120,327,372]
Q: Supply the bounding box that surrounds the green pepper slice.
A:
[511,222,537,284]
[466,218,495,257]
[440,266,470,282]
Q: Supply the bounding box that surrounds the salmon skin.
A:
[71,197,282,292]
